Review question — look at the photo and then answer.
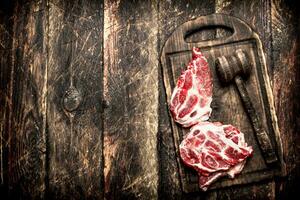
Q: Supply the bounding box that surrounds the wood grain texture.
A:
[216,0,274,75]
[214,0,277,199]
[0,0,14,195]
[47,0,104,198]
[103,0,159,199]
[271,0,300,198]
[0,0,48,199]
[0,0,299,199]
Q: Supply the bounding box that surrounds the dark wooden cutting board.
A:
[160,14,285,193]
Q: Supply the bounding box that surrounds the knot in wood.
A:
[63,86,82,112]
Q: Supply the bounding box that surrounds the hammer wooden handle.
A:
[234,76,277,164]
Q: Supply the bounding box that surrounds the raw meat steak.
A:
[179,122,253,191]
[169,47,253,191]
[169,47,213,127]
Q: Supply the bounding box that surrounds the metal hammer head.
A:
[215,49,251,83]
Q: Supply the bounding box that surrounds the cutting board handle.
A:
[172,14,253,49]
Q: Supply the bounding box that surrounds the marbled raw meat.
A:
[179,122,253,191]
[169,47,212,127]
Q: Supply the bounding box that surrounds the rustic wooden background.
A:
[0,0,299,199]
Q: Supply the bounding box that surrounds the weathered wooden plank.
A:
[0,0,14,195]
[216,0,274,74]
[47,0,104,198]
[214,0,278,199]
[158,1,216,199]
[103,0,159,199]
[216,181,275,200]
[0,0,48,198]
[271,0,300,198]
[0,0,298,199]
